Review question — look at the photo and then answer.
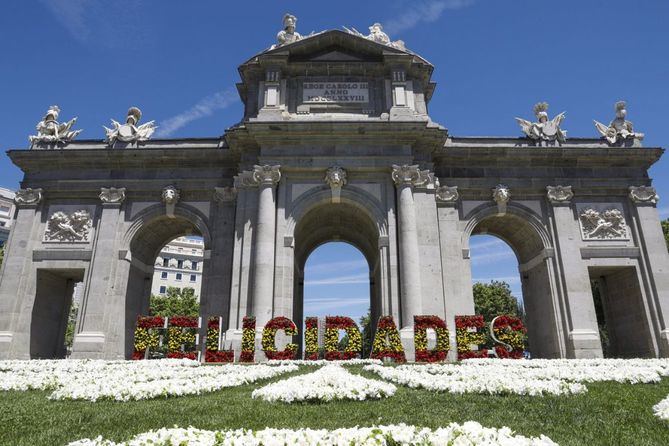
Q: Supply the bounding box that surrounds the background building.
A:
[151,237,204,298]
[0,188,16,247]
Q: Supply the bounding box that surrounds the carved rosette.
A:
[579,207,629,240]
[546,185,574,204]
[324,166,347,203]
[252,165,281,187]
[162,185,180,218]
[99,187,126,205]
[44,210,93,243]
[629,186,659,205]
[14,188,43,206]
[214,186,237,203]
[391,164,421,187]
[435,186,459,204]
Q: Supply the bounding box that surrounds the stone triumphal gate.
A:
[1,20,669,361]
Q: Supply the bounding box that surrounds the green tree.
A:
[149,287,199,317]
[359,309,373,358]
[662,219,669,251]
[473,280,520,323]
[0,244,4,268]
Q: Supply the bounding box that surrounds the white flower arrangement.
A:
[364,358,669,396]
[267,358,383,366]
[654,395,669,420]
[0,359,297,402]
[252,364,396,403]
[67,422,559,446]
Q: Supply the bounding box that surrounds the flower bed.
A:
[370,316,406,363]
[654,394,669,421]
[304,316,319,360]
[205,318,233,363]
[262,316,298,360]
[414,315,450,362]
[67,423,558,446]
[0,359,297,401]
[239,316,256,363]
[455,315,487,359]
[267,358,382,366]
[324,316,362,360]
[252,364,396,403]
[364,358,669,396]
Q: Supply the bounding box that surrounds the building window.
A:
[190,274,196,282]
[177,260,184,269]
[159,286,166,294]
[0,205,10,213]
[161,272,168,279]
[163,258,169,267]
[178,247,183,252]
[191,261,198,270]
[176,273,182,281]
[191,249,196,254]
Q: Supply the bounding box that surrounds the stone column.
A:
[547,186,603,358]
[392,165,423,360]
[628,186,669,356]
[250,165,281,328]
[0,188,43,359]
[71,188,125,359]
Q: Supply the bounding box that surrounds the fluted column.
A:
[392,165,423,328]
[250,165,281,327]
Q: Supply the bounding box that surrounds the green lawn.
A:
[1,366,668,445]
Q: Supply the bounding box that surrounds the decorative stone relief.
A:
[253,165,281,186]
[44,210,92,242]
[629,186,659,205]
[579,208,628,240]
[492,184,510,214]
[391,164,421,187]
[324,166,347,203]
[234,171,258,189]
[99,187,126,205]
[29,105,82,145]
[104,107,156,146]
[343,23,406,50]
[415,170,439,190]
[275,13,302,47]
[594,101,644,145]
[546,185,574,204]
[162,185,180,218]
[435,186,459,204]
[214,186,237,203]
[14,188,43,206]
[516,102,567,144]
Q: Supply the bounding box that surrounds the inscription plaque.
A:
[302,82,369,103]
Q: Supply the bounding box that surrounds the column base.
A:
[567,329,603,358]
[399,326,416,362]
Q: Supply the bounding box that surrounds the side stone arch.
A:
[460,201,567,358]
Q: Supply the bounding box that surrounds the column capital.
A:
[436,185,459,205]
[629,185,659,205]
[391,164,421,187]
[14,188,43,207]
[253,164,281,187]
[213,186,237,203]
[99,187,126,206]
[546,185,574,205]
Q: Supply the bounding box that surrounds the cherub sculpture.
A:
[276,13,302,47]
[516,102,567,144]
[29,105,82,145]
[104,107,156,146]
[594,101,644,145]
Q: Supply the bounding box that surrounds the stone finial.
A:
[44,210,92,242]
[492,184,510,214]
[579,208,628,240]
[14,188,43,206]
[324,166,347,203]
[515,102,567,144]
[29,105,82,145]
[629,186,659,205]
[435,186,459,204]
[252,165,281,186]
[391,164,421,187]
[214,186,237,203]
[546,185,574,204]
[104,106,156,146]
[594,101,644,145]
[99,187,126,205]
[162,185,180,218]
[276,13,302,47]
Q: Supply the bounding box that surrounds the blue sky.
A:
[2,1,668,322]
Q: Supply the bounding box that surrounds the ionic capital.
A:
[391,164,421,187]
[253,164,281,187]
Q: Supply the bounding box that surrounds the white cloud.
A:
[470,249,516,266]
[156,90,238,138]
[384,0,476,35]
[306,259,368,275]
[304,273,369,286]
[303,297,370,313]
[470,237,507,250]
[41,0,90,43]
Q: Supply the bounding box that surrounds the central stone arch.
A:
[463,203,567,358]
[287,186,392,351]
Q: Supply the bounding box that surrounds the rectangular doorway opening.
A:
[589,266,654,358]
[30,269,84,359]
